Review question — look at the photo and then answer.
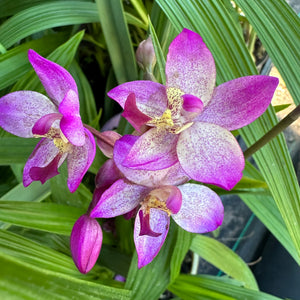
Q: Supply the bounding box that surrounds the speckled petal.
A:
[197,75,279,130]
[166,29,216,105]
[122,128,179,170]
[67,128,96,193]
[32,113,62,136]
[59,89,85,146]
[0,91,57,137]
[23,138,63,187]
[172,183,223,233]
[139,210,161,237]
[177,122,244,190]
[28,49,78,106]
[121,93,152,132]
[134,208,169,268]
[107,81,168,118]
[89,178,150,218]
[114,135,189,187]
[70,214,102,274]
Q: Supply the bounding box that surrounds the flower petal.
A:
[134,208,169,268]
[114,135,189,187]
[107,80,168,118]
[121,93,152,132]
[89,178,150,218]
[67,128,96,193]
[59,89,85,146]
[0,91,57,137]
[172,183,223,233]
[197,75,279,130]
[32,113,62,136]
[70,214,102,274]
[28,49,78,106]
[177,122,244,190]
[139,210,161,237]
[23,138,65,187]
[122,128,179,170]
[166,28,216,105]
[96,131,121,158]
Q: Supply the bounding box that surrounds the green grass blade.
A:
[95,0,138,84]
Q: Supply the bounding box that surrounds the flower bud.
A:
[136,36,156,73]
[70,214,102,274]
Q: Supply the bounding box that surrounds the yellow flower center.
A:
[141,194,172,217]
[147,87,193,134]
[34,128,72,154]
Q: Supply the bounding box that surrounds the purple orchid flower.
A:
[107,28,279,190]
[0,50,96,192]
[89,176,223,268]
[89,135,223,268]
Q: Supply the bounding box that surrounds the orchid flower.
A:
[0,50,96,192]
[90,175,223,268]
[88,135,223,268]
[107,28,279,190]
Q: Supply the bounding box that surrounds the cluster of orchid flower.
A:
[0,29,278,274]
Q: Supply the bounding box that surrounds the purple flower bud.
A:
[136,36,156,72]
[70,214,102,274]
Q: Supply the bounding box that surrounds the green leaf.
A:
[156,0,300,263]
[168,274,282,300]
[0,2,98,49]
[190,235,258,290]
[0,229,106,280]
[95,0,138,83]
[235,0,300,106]
[0,253,131,300]
[1,181,50,202]
[170,226,193,283]
[148,17,166,84]
[0,201,85,235]
[0,32,68,90]
[0,137,37,165]
[68,60,98,125]
[0,0,93,18]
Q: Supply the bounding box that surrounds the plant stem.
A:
[83,124,115,148]
[244,104,300,159]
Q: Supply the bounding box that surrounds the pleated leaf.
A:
[190,235,258,290]
[0,230,107,280]
[0,32,68,90]
[0,253,131,300]
[168,274,282,300]
[0,201,85,235]
[95,0,138,83]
